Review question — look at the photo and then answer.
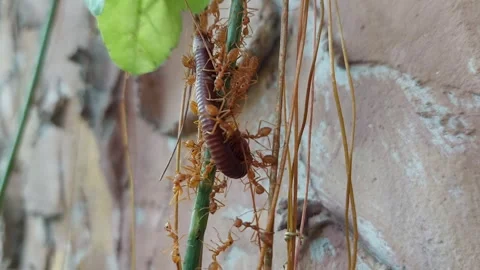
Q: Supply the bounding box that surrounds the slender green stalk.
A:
[182,150,215,270]
[0,0,58,210]
[182,1,244,269]
[226,0,244,52]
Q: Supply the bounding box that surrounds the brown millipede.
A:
[193,32,250,179]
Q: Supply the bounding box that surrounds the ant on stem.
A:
[208,229,237,270]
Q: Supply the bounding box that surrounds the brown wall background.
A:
[0,0,479,269]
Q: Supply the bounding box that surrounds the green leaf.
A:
[97,0,183,75]
[84,0,104,16]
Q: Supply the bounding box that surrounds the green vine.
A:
[182,150,215,269]
[182,0,245,269]
[0,0,59,210]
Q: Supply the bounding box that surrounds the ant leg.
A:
[206,96,230,115]
[211,227,224,245]
[205,117,222,135]
[206,97,227,103]
[214,198,225,208]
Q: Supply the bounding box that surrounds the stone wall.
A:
[0,0,478,269]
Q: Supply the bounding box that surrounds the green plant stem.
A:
[183,1,244,269]
[0,0,58,210]
[182,149,215,270]
[226,0,243,52]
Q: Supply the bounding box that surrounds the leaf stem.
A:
[119,73,136,270]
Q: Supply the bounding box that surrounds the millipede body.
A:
[193,32,250,179]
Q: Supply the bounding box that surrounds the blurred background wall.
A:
[0,0,479,269]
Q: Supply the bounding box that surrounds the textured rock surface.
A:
[236,0,480,268]
[310,1,480,269]
[146,0,480,268]
[1,0,479,269]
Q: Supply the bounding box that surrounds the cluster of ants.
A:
[207,216,272,270]
[182,0,258,118]
[165,0,277,268]
[165,215,272,270]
